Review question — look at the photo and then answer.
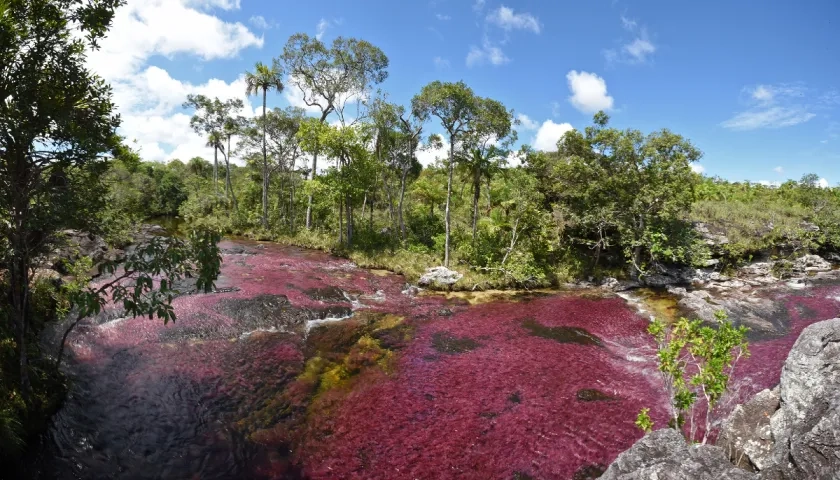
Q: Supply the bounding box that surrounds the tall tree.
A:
[183,95,245,199]
[282,33,389,230]
[412,82,511,267]
[0,0,123,393]
[244,61,284,229]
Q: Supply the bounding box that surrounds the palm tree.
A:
[245,61,284,228]
[457,145,506,238]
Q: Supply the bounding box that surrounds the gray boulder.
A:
[418,266,463,287]
[600,429,755,480]
[792,254,832,274]
[762,319,840,480]
[695,222,731,247]
[718,388,780,470]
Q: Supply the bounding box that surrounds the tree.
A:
[0,0,123,393]
[538,111,702,277]
[641,311,749,444]
[245,61,284,229]
[282,33,389,229]
[412,82,513,267]
[183,95,245,199]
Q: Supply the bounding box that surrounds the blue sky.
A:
[94,0,840,185]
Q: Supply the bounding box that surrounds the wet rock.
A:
[762,318,840,480]
[600,428,754,480]
[418,266,463,287]
[221,245,255,256]
[672,286,786,336]
[49,230,110,272]
[576,388,617,402]
[718,388,780,471]
[521,318,603,347]
[437,308,453,317]
[215,294,311,336]
[401,284,421,296]
[304,286,348,303]
[430,331,480,354]
[792,254,831,273]
[641,265,695,287]
[573,464,607,480]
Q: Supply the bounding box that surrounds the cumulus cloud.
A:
[486,6,541,34]
[316,18,331,40]
[249,15,272,30]
[691,163,705,174]
[533,120,574,151]
[466,38,509,67]
[85,0,263,162]
[416,139,449,167]
[567,71,614,114]
[517,113,539,130]
[722,84,817,130]
[818,178,830,188]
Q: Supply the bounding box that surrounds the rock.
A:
[401,284,421,296]
[740,263,774,277]
[600,429,754,480]
[601,277,620,290]
[718,388,780,471]
[762,318,840,480]
[695,222,731,247]
[304,286,348,303]
[418,266,463,287]
[799,222,820,233]
[642,265,695,287]
[792,254,831,273]
[437,308,453,317]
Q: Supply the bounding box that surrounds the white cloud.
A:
[605,17,656,64]
[758,180,782,188]
[533,120,574,151]
[623,35,656,62]
[620,16,637,30]
[249,15,272,30]
[567,70,614,114]
[84,0,263,163]
[721,106,815,130]
[517,113,539,130]
[466,38,509,67]
[473,0,486,12]
[818,178,830,188]
[436,13,451,21]
[433,56,451,69]
[486,6,541,34]
[416,139,449,167]
[722,83,817,130]
[691,163,705,174]
[774,166,784,174]
[316,18,330,40]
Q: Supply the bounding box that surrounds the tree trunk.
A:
[398,164,408,241]
[10,253,31,397]
[444,137,455,267]
[213,147,219,194]
[338,198,344,245]
[225,135,237,211]
[347,197,353,246]
[471,170,481,239]
[261,88,268,229]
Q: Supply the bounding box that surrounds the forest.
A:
[3,0,840,469]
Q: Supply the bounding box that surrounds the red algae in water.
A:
[48,239,840,480]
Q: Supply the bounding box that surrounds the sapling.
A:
[638,310,749,443]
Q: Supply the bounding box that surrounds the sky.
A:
[89,0,840,186]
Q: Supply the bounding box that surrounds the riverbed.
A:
[18,240,840,479]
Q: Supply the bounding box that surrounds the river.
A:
[16,240,840,479]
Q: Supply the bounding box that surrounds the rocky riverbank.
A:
[600,318,840,480]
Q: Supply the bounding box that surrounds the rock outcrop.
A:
[602,318,840,480]
[600,429,754,480]
[418,266,463,287]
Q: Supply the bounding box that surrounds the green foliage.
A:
[531,112,702,277]
[645,311,749,444]
[635,408,654,434]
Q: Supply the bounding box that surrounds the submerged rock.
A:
[576,388,617,402]
[418,266,463,287]
[304,286,348,303]
[521,318,603,346]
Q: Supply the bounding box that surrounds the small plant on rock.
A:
[638,310,749,444]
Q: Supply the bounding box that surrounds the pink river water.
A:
[19,240,840,480]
